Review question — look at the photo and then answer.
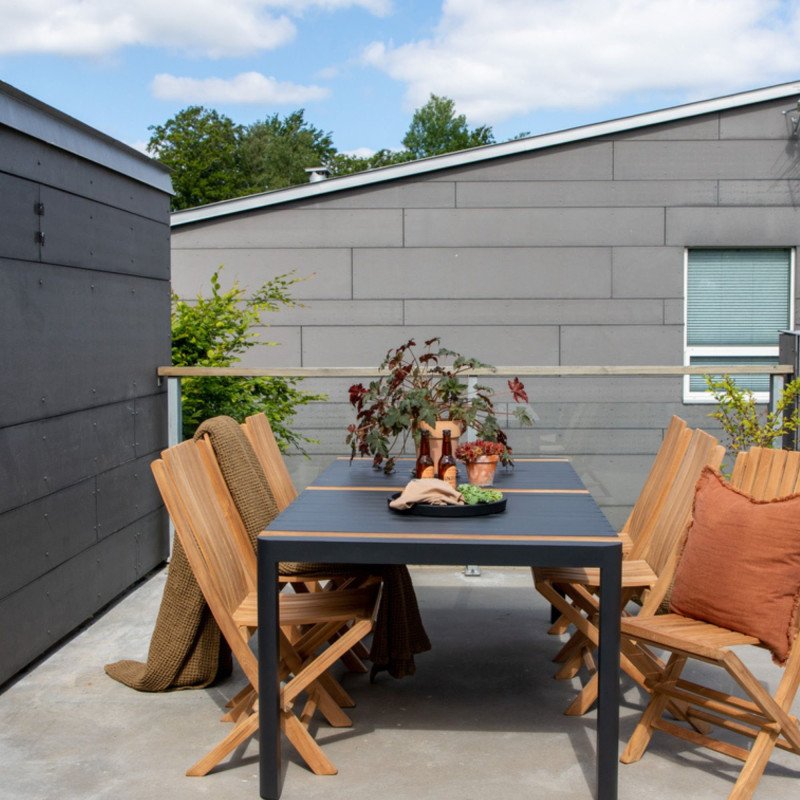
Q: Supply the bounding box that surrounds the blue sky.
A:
[1,1,799,156]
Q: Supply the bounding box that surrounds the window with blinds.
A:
[684,248,793,402]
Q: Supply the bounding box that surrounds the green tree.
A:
[171,268,325,449]
[401,94,495,159]
[147,106,247,211]
[328,147,413,177]
[240,110,336,192]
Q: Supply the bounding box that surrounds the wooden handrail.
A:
[158,364,795,378]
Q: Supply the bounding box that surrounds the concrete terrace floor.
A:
[2,566,798,800]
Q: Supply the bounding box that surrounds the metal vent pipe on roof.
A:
[305,166,330,183]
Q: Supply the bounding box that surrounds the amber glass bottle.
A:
[437,429,458,488]
[415,429,435,479]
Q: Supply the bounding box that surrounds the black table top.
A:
[263,458,617,547]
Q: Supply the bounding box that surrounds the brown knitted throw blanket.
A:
[105,415,430,688]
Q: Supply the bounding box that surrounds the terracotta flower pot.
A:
[465,455,499,486]
[417,420,463,473]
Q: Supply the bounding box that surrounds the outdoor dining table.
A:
[258,457,622,799]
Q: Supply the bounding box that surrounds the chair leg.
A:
[282,710,338,775]
[221,684,256,722]
[727,730,779,800]
[621,654,687,764]
[548,614,571,636]
[187,709,260,776]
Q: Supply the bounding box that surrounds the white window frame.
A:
[683,247,795,404]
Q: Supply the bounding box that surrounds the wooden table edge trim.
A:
[306,486,590,494]
[262,530,622,543]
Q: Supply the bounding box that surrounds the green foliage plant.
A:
[704,374,800,454]
[346,337,533,474]
[171,268,325,449]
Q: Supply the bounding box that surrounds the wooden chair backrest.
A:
[151,438,259,689]
[622,416,692,544]
[243,413,298,513]
[633,427,725,578]
[731,446,800,498]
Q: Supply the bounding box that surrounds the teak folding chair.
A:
[242,412,298,513]
[534,426,724,715]
[620,447,800,800]
[547,416,692,638]
[151,437,381,777]
[241,412,373,674]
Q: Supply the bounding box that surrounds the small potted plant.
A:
[455,440,510,486]
[346,337,532,474]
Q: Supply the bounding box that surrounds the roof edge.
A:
[0,81,173,194]
[172,79,800,228]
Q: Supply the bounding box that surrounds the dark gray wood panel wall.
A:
[171,96,800,528]
[0,122,171,685]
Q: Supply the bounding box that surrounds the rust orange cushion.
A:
[669,466,800,664]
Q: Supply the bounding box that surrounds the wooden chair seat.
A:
[622,614,761,660]
[537,559,658,589]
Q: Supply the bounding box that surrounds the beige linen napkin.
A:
[389,478,465,510]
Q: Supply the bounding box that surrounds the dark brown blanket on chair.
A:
[105,415,430,689]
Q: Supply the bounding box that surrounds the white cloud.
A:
[343,146,377,157]
[363,0,800,122]
[0,0,389,58]
[151,72,330,104]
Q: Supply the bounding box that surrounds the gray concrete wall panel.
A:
[175,209,403,248]
[429,143,613,181]
[404,208,665,247]
[0,173,40,262]
[666,207,800,245]
[267,299,403,326]
[353,247,612,299]
[0,509,166,683]
[718,180,800,206]
[0,261,169,428]
[456,179,717,208]
[611,247,684,298]
[170,246,353,300]
[613,140,800,180]
[0,127,170,222]
[0,402,136,514]
[610,114,719,141]
[245,327,303,367]
[293,181,455,209]
[95,451,163,541]
[560,324,683,365]
[40,187,170,279]
[0,479,96,601]
[719,99,800,139]
[404,298,664,326]
[301,325,560,368]
[133,394,168,457]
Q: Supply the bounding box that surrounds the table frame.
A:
[257,466,621,800]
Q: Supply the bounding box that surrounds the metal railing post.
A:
[464,373,481,577]
[779,331,800,450]
[167,377,183,447]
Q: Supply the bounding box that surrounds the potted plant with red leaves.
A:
[346,337,533,474]
[455,440,510,486]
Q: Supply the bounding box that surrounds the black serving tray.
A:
[388,493,506,517]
